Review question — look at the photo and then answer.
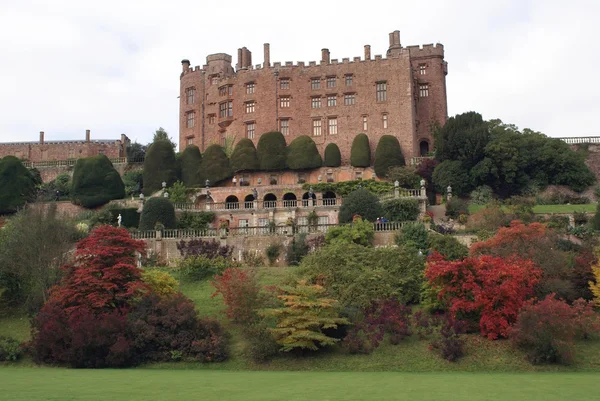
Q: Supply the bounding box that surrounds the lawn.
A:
[0,368,597,401]
[468,203,597,214]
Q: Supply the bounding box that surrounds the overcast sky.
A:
[1,0,598,148]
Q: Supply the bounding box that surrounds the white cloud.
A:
[0,0,598,148]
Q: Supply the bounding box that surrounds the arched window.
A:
[302,191,316,207]
[263,193,277,208]
[225,195,239,210]
[322,191,337,206]
[283,193,298,208]
[244,194,254,209]
[419,140,430,156]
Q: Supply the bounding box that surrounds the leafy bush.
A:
[413,312,466,362]
[546,215,570,232]
[338,188,382,223]
[592,202,600,230]
[387,166,420,189]
[176,211,215,230]
[395,223,429,251]
[573,212,588,226]
[71,155,125,208]
[286,136,322,170]
[0,336,22,361]
[230,138,260,172]
[180,145,202,187]
[445,198,469,219]
[142,140,178,196]
[257,131,287,171]
[211,267,261,324]
[177,256,232,281]
[428,235,469,261]
[432,160,472,197]
[265,243,282,266]
[199,144,233,185]
[350,133,371,167]
[323,143,341,167]
[326,218,374,247]
[374,135,405,177]
[122,169,143,197]
[382,198,420,221]
[286,233,309,266]
[167,180,188,203]
[244,322,280,363]
[242,251,264,267]
[466,202,509,231]
[297,243,426,308]
[139,197,176,230]
[470,185,493,205]
[416,158,440,183]
[176,238,233,259]
[304,179,394,197]
[141,269,179,298]
[0,156,37,214]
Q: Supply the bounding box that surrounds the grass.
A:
[0,368,597,401]
[468,204,596,214]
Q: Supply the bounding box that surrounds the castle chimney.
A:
[39,131,44,145]
[263,43,271,67]
[364,45,371,60]
[181,59,190,73]
[321,48,330,64]
[237,48,242,70]
[85,129,90,142]
[389,30,401,47]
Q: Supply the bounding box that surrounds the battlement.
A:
[206,53,232,63]
[405,43,444,58]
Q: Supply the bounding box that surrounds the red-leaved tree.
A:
[211,267,261,324]
[50,225,147,314]
[426,253,541,339]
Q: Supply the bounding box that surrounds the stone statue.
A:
[252,188,258,200]
[117,214,122,227]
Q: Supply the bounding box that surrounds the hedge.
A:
[230,139,260,172]
[0,156,37,214]
[199,144,233,186]
[374,135,405,177]
[287,136,322,170]
[350,133,371,167]
[257,131,287,170]
[109,208,140,228]
[338,188,383,223]
[180,145,202,187]
[139,197,176,230]
[382,198,420,221]
[143,140,178,196]
[324,143,342,167]
[71,155,125,209]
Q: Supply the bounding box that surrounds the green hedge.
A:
[230,139,260,172]
[324,143,341,167]
[199,144,233,185]
[0,156,37,214]
[338,188,383,223]
[302,179,394,197]
[382,198,420,221]
[257,131,287,170]
[287,136,322,170]
[374,135,405,177]
[350,133,371,167]
[139,197,176,230]
[71,155,125,209]
[109,208,140,228]
[143,140,178,195]
[180,145,202,187]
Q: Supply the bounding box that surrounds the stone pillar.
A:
[263,43,271,67]
[321,48,330,64]
[39,131,44,144]
[85,129,91,142]
[446,186,452,202]
[364,45,371,60]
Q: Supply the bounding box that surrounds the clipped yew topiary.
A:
[374,135,405,177]
[142,140,178,196]
[180,145,202,187]
[257,131,287,170]
[324,143,342,167]
[199,144,233,185]
[71,155,125,208]
[287,136,322,170]
[230,138,260,172]
[350,133,371,167]
[338,188,383,223]
[139,197,176,230]
[0,156,37,214]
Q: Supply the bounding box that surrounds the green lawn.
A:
[468,204,596,214]
[0,368,597,401]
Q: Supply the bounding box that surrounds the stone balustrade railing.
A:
[173,197,343,212]
[22,157,131,168]
[556,137,600,144]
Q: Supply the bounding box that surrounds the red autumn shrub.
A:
[426,253,541,339]
[413,311,467,362]
[211,267,261,324]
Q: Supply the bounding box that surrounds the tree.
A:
[261,281,349,352]
[122,169,143,197]
[142,140,178,195]
[230,138,260,172]
[139,197,176,230]
[589,258,600,307]
[325,217,374,246]
[374,135,405,177]
[350,133,371,167]
[382,198,420,221]
[71,155,125,208]
[425,253,541,339]
[286,136,322,170]
[432,160,472,196]
[324,143,341,167]
[199,144,233,185]
[211,267,261,324]
[434,111,489,169]
[338,188,383,223]
[180,145,202,187]
[126,141,147,161]
[387,166,420,189]
[257,131,287,170]
[152,127,176,149]
[0,156,37,214]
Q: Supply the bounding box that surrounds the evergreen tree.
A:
[0,156,37,214]
[142,140,178,195]
[338,188,383,223]
[71,155,125,208]
[257,131,287,170]
[230,139,260,172]
[323,143,342,167]
[139,197,176,230]
[199,144,233,185]
[180,145,202,187]
[374,135,405,177]
[287,136,322,170]
[350,133,371,167]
